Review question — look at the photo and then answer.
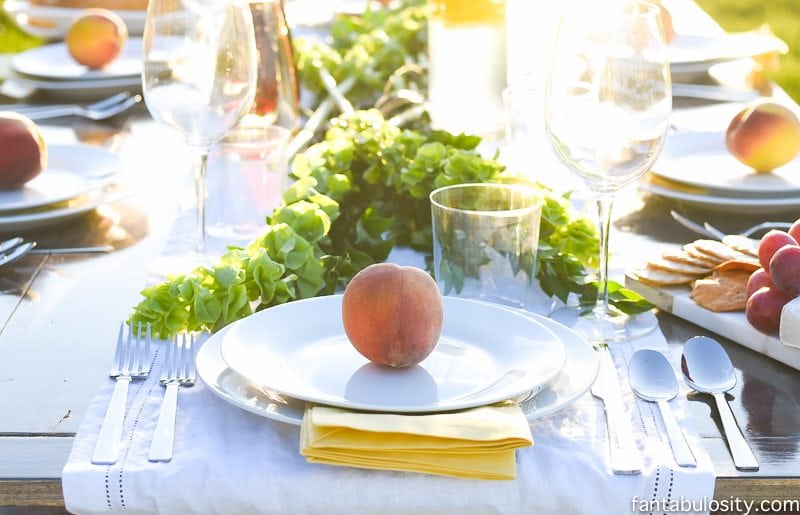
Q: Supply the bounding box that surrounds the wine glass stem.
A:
[189,145,210,253]
[593,194,615,317]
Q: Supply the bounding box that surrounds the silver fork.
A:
[670,210,792,240]
[92,322,152,464]
[9,92,141,121]
[148,333,197,462]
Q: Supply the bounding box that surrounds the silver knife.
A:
[591,344,643,475]
[672,83,761,103]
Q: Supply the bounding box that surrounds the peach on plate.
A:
[341,263,443,368]
[0,112,47,190]
[725,101,800,173]
[66,8,128,69]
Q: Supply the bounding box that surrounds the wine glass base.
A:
[549,306,658,343]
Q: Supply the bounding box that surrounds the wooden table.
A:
[2,4,800,514]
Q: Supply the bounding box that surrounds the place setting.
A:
[56,2,733,512]
[1,8,142,99]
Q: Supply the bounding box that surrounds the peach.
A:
[0,112,47,190]
[725,101,800,172]
[342,263,443,368]
[66,8,128,70]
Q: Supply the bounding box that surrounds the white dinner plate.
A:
[2,0,145,39]
[639,175,800,215]
[0,183,129,232]
[12,38,143,80]
[0,75,142,101]
[0,144,122,212]
[652,131,800,196]
[219,295,567,413]
[198,305,598,425]
[668,32,788,76]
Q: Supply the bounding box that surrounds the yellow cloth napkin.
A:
[300,404,533,480]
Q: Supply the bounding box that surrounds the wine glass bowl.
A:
[545,0,671,340]
[142,0,257,253]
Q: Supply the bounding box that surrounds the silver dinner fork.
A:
[92,322,152,464]
[7,92,141,121]
[670,210,792,240]
[148,333,197,462]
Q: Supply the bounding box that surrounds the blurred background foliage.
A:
[696,0,800,101]
[0,1,798,101]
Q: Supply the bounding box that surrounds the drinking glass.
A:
[430,183,545,312]
[142,0,258,255]
[545,0,671,341]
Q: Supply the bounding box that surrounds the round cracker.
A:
[722,235,759,258]
[661,251,715,270]
[683,243,725,265]
[692,239,750,262]
[647,258,711,276]
[631,268,696,287]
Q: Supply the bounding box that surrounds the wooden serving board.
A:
[625,274,800,372]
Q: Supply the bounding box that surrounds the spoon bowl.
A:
[681,336,759,471]
[629,349,696,467]
[681,336,736,394]
[629,349,679,402]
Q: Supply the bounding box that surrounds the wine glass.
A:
[142,0,257,258]
[545,0,671,341]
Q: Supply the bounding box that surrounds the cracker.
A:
[631,268,696,287]
[692,239,750,262]
[722,235,759,258]
[714,258,761,274]
[683,243,725,265]
[661,251,715,270]
[647,258,711,276]
[690,269,751,312]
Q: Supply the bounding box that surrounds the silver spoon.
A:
[681,336,759,471]
[629,349,697,467]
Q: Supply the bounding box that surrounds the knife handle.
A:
[600,348,643,475]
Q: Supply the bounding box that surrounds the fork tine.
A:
[89,92,131,111]
[110,323,125,376]
[188,334,197,382]
[160,336,171,382]
[144,323,152,375]
[178,334,188,380]
[123,323,135,376]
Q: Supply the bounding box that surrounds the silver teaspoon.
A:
[681,336,759,471]
[629,349,697,467]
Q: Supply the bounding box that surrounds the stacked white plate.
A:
[641,130,800,215]
[197,294,599,425]
[4,38,142,100]
[668,31,788,81]
[0,144,124,231]
[2,0,145,39]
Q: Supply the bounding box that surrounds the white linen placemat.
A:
[63,315,715,515]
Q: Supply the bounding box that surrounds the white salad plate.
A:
[2,0,145,39]
[12,38,143,80]
[198,303,598,425]
[652,131,800,197]
[218,295,567,414]
[0,144,122,212]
